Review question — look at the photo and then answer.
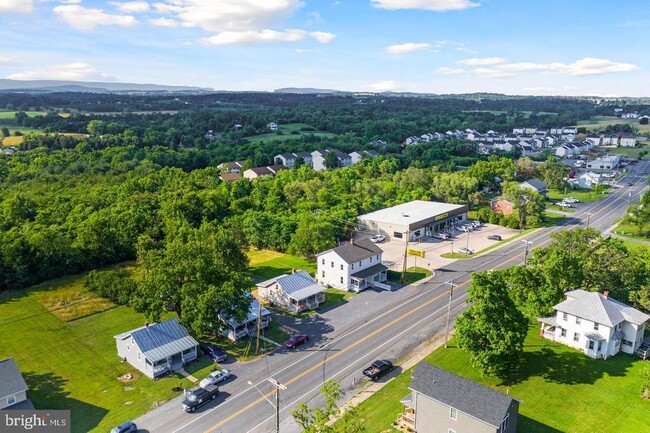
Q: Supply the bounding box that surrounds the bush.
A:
[83,269,136,305]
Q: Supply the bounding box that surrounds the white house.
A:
[257,270,325,313]
[219,297,271,341]
[0,358,33,410]
[574,171,603,189]
[316,238,388,292]
[243,165,287,179]
[349,149,379,165]
[274,152,313,168]
[538,290,649,359]
[311,149,352,170]
[267,122,278,131]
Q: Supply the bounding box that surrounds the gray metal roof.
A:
[351,263,388,279]
[519,178,547,192]
[275,271,325,301]
[554,290,650,327]
[324,238,382,264]
[114,319,199,363]
[410,363,515,428]
[0,358,29,399]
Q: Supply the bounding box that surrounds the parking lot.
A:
[361,222,521,273]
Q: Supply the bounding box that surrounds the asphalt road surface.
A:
[135,166,648,433]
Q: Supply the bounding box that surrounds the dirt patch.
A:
[117,372,137,382]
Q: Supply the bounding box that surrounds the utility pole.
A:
[444,281,457,348]
[521,240,533,266]
[465,229,470,251]
[256,300,262,353]
[401,230,410,284]
[585,211,593,228]
[268,378,286,433]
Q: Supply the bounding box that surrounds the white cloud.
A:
[152,0,303,32]
[457,56,506,66]
[456,46,478,54]
[54,5,137,30]
[110,1,151,14]
[307,11,324,24]
[471,57,639,78]
[437,67,466,75]
[8,62,114,81]
[370,0,480,11]
[385,42,430,55]
[149,17,178,27]
[366,80,400,92]
[473,68,515,78]
[203,29,335,46]
[0,0,33,14]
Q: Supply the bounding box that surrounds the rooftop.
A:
[357,200,466,226]
[257,270,325,301]
[410,363,515,428]
[554,290,649,327]
[0,358,29,400]
[114,318,199,363]
[319,238,382,264]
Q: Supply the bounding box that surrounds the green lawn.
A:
[613,223,650,242]
[576,115,650,134]
[0,111,55,119]
[387,267,431,285]
[547,188,609,204]
[342,325,650,433]
[246,123,336,144]
[605,144,650,160]
[542,211,566,227]
[247,249,316,281]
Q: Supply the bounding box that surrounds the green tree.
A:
[502,181,546,229]
[535,156,570,190]
[324,151,340,170]
[502,266,563,318]
[1,127,9,137]
[293,380,365,433]
[623,189,650,237]
[133,224,252,334]
[455,271,529,377]
[288,214,337,258]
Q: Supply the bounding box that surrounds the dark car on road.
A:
[182,384,219,412]
[201,344,228,363]
[111,422,137,433]
[487,234,502,241]
[363,359,393,381]
[284,334,309,349]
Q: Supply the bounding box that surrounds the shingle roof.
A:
[520,178,547,192]
[555,290,650,327]
[0,358,29,399]
[114,319,199,363]
[410,363,515,428]
[322,238,382,264]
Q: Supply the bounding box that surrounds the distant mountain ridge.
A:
[0,79,213,93]
[274,87,345,94]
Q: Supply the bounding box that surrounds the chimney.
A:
[291,268,295,274]
[144,322,149,327]
[603,290,609,299]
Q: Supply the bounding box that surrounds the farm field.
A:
[246,123,336,144]
[576,115,650,134]
[342,325,650,433]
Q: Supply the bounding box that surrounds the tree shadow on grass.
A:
[500,346,636,387]
[23,371,108,433]
[518,414,564,433]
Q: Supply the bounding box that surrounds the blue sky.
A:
[0,0,648,96]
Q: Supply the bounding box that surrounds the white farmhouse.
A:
[539,290,649,359]
[316,238,388,292]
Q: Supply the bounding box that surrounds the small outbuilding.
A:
[257,270,326,313]
[115,319,199,379]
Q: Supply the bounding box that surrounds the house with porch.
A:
[538,290,649,359]
[256,270,326,313]
[0,358,33,410]
[519,178,547,198]
[115,319,199,379]
[219,297,271,341]
[316,238,388,292]
[574,171,603,189]
[397,362,518,433]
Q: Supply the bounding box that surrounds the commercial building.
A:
[357,200,468,242]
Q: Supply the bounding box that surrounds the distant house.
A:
[349,149,379,165]
[316,238,387,292]
[519,178,547,197]
[217,160,246,174]
[574,171,602,189]
[539,290,649,359]
[219,297,271,341]
[2,147,17,156]
[618,132,637,147]
[267,122,278,131]
[243,165,287,179]
[257,270,326,313]
[311,149,352,170]
[397,362,518,433]
[114,319,199,379]
[489,197,515,216]
[0,358,33,410]
[274,151,313,168]
[219,172,241,182]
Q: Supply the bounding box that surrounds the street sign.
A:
[407,248,425,258]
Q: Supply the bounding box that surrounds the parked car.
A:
[182,384,219,413]
[457,225,471,232]
[201,344,228,363]
[557,202,573,208]
[563,197,580,203]
[284,334,309,349]
[199,369,230,388]
[433,232,450,240]
[487,234,502,241]
[111,422,137,433]
[457,247,473,255]
[363,359,394,381]
[467,220,482,228]
[370,234,386,243]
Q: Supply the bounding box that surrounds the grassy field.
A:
[387,267,431,285]
[247,249,316,281]
[547,187,609,204]
[576,116,650,135]
[0,111,56,119]
[246,123,336,144]
[613,222,649,241]
[601,144,650,159]
[343,325,650,433]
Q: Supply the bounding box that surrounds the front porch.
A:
[350,263,388,292]
[290,292,326,313]
[394,394,416,432]
[538,316,560,340]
